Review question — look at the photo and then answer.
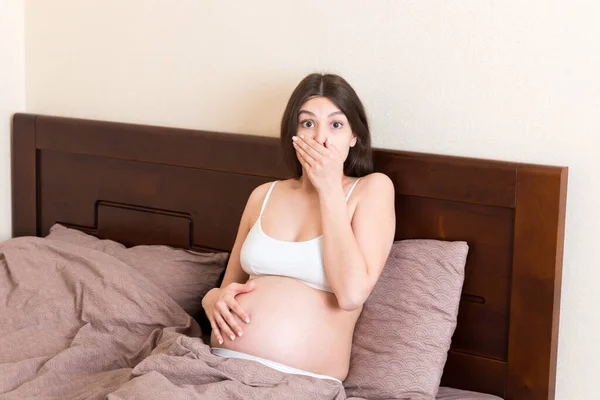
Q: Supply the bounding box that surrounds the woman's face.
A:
[296,96,357,162]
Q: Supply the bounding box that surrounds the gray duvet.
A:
[0,237,499,400]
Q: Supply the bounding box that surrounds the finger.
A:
[231,281,255,295]
[295,136,326,161]
[226,296,251,325]
[295,139,319,171]
[217,301,243,338]
[303,136,330,157]
[325,138,340,156]
[294,141,315,167]
[208,316,224,345]
[296,148,314,171]
[215,312,237,342]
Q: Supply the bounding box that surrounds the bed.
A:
[6,113,567,399]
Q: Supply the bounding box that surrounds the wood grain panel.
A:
[507,166,567,400]
[35,115,285,178]
[376,149,517,207]
[11,114,37,237]
[396,195,514,360]
[441,351,507,398]
[38,149,270,250]
[96,202,192,249]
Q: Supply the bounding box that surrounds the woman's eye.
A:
[331,121,343,129]
[300,120,314,128]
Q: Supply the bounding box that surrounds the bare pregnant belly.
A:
[209,276,360,381]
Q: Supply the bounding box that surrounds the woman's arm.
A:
[320,173,396,311]
[202,182,271,342]
[218,209,252,288]
[292,135,395,310]
[217,182,271,288]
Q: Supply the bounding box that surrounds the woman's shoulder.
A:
[357,172,394,194]
[247,181,275,205]
[351,174,395,219]
[245,179,294,208]
[240,182,276,223]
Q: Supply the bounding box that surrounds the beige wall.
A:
[0,0,25,240]
[20,0,600,398]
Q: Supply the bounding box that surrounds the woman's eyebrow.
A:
[298,110,344,117]
[298,110,315,117]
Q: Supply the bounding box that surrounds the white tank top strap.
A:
[345,178,361,202]
[259,181,278,219]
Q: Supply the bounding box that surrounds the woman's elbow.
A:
[336,291,367,311]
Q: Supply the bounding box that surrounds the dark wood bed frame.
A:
[11,113,567,399]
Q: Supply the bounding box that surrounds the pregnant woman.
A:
[201,73,396,383]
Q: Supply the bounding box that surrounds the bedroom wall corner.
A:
[0,0,26,240]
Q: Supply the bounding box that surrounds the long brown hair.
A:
[280,73,373,178]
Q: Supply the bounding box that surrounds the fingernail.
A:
[230,335,235,341]
[245,318,250,324]
[238,331,243,337]
[300,135,304,139]
[292,136,298,141]
[218,339,223,345]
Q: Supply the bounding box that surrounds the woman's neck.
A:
[297,173,350,195]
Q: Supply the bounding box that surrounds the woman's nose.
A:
[314,127,328,145]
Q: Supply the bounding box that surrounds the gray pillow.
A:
[344,239,468,399]
[46,223,228,316]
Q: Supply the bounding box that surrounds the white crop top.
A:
[239,179,361,292]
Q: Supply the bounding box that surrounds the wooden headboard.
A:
[11,113,567,399]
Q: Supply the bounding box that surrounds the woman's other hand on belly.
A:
[202,281,255,344]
